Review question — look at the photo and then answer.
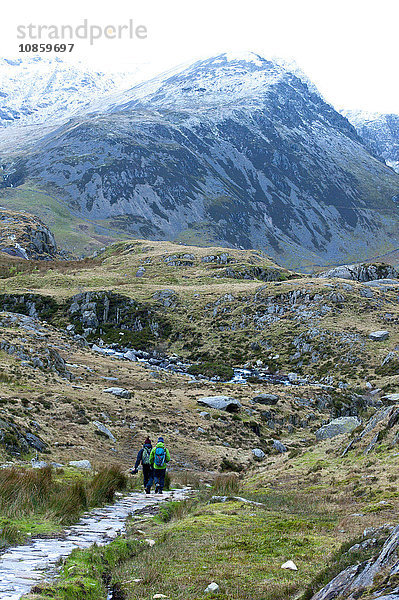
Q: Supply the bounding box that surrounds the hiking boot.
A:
[155,485,160,494]
[145,487,150,494]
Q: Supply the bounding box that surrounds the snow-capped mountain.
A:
[343,110,399,173]
[0,57,143,154]
[1,52,399,267]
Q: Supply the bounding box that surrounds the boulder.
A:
[383,393,399,403]
[252,448,266,460]
[197,396,242,412]
[199,411,211,420]
[281,560,298,571]
[69,460,92,469]
[252,393,279,405]
[273,440,287,453]
[103,387,132,399]
[93,421,116,442]
[369,330,390,341]
[123,350,137,361]
[316,417,361,441]
[205,582,220,594]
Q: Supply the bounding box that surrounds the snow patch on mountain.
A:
[344,109,399,173]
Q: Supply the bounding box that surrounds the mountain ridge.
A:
[1,52,399,268]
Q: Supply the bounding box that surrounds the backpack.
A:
[154,446,166,467]
[142,447,151,465]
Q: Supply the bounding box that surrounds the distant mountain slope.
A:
[343,109,399,173]
[1,53,399,267]
[0,57,142,154]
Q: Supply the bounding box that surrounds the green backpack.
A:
[142,447,151,465]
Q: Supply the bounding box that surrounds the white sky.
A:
[1,0,399,113]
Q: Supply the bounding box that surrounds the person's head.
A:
[144,437,151,446]
[157,436,164,444]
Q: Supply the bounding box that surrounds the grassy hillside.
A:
[0,182,134,256]
[0,238,398,599]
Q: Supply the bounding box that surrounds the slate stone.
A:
[369,330,390,341]
[197,395,242,412]
[316,417,361,441]
[272,440,287,453]
[93,421,116,442]
[103,387,132,399]
[25,432,47,452]
[252,448,266,460]
[252,393,279,405]
[68,460,92,469]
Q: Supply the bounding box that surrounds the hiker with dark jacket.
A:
[132,437,153,494]
[149,437,171,494]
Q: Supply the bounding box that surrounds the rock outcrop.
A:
[197,396,242,412]
[315,417,361,441]
[318,263,399,282]
[0,209,58,260]
[311,525,399,600]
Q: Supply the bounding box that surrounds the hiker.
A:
[132,437,154,494]
[149,436,171,494]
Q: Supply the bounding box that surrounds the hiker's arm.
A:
[165,448,171,463]
[149,448,155,465]
[134,449,143,470]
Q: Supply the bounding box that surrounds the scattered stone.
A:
[197,427,206,434]
[281,560,298,571]
[135,267,146,277]
[92,344,107,354]
[316,417,361,441]
[383,393,399,403]
[144,539,156,547]
[197,396,242,412]
[273,440,287,453]
[93,421,116,442]
[252,448,266,460]
[31,459,48,469]
[252,393,279,405]
[153,595,169,599]
[329,292,345,304]
[123,350,137,361]
[199,411,211,420]
[205,582,220,594]
[103,387,132,399]
[369,330,390,341]
[68,460,92,470]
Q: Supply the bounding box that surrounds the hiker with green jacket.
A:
[149,437,171,494]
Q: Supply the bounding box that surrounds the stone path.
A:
[0,488,187,599]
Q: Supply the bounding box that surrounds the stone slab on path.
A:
[0,488,187,600]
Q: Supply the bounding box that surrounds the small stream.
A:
[0,488,187,600]
[92,345,302,386]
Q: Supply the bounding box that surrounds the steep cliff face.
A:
[0,209,58,259]
[2,54,399,267]
[344,110,399,173]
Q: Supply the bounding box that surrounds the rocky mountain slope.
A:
[1,53,399,268]
[344,109,399,173]
[0,57,141,154]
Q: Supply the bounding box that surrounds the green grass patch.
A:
[0,466,128,547]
